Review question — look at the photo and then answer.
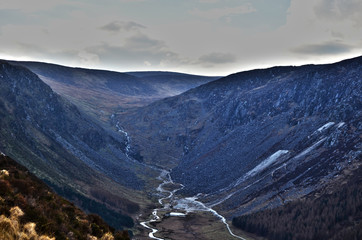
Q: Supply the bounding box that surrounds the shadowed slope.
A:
[0,61,157,230]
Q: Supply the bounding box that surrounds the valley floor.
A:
[136,211,261,240]
[133,170,262,240]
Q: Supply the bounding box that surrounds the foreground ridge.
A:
[0,154,130,240]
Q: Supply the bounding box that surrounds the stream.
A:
[140,170,246,240]
[115,125,245,239]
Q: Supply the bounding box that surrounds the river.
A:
[115,125,245,239]
[140,170,246,240]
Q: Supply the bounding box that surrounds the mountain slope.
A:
[117,56,362,217]
[0,153,130,240]
[0,61,156,230]
[11,61,219,124]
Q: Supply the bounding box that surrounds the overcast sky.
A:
[0,0,361,75]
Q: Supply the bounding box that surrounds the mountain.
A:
[2,56,361,238]
[0,153,130,240]
[116,56,362,218]
[11,61,219,124]
[0,61,157,230]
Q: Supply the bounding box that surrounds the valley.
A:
[0,56,361,239]
[11,61,219,126]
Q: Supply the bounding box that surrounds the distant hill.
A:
[0,153,130,240]
[11,61,220,124]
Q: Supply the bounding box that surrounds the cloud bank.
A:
[0,0,361,75]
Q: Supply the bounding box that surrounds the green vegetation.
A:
[232,165,362,240]
[0,155,130,240]
[47,183,135,229]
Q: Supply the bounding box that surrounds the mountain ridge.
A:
[10,60,220,125]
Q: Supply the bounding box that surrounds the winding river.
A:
[115,126,244,239]
[140,170,246,240]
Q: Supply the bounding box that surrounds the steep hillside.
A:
[0,153,130,240]
[0,61,157,230]
[11,61,219,124]
[117,56,362,217]
[232,160,362,240]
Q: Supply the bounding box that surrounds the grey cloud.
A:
[292,42,353,55]
[0,41,47,59]
[199,52,236,64]
[100,21,145,32]
[86,41,180,67]
[124,33,166,51]
[199,0,219,3]
[314,0,362,21]
[190,4,255,20]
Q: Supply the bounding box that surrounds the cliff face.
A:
[118,56,362,216]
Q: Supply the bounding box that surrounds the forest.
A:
[233,165,362,240]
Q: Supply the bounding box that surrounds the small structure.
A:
[164,212,186,217]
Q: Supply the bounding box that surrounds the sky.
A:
[0,0,361,76]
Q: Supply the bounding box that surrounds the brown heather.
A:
[0,155,129,240]
[0,206,55,240]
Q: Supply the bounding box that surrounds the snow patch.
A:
[337,122,345,128]
[0,151,5,156]
[294,137,327,160]
[245,150,289,178]
[230,150,289,188]
[316,122,335,132]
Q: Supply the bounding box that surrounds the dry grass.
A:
[0,169,9,177]
[0,155,130,240]
[0,206,54,240]
[0,206,118,240]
